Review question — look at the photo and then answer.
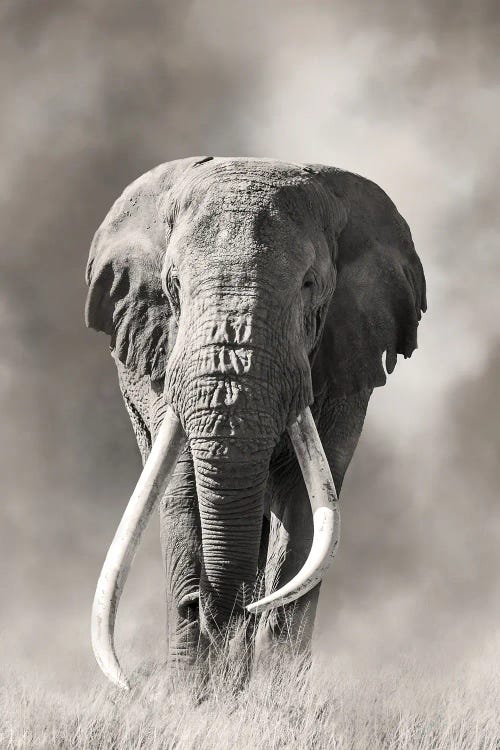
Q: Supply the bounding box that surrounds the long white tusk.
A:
[91,406,185,690]
[246,407,339,615]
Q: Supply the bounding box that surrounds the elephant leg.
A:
[256,388,372,659]
[256,480,319,659]
[159,447,205,674]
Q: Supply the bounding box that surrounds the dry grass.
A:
[1,642,498,750]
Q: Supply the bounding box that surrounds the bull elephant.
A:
[85,156,426,689]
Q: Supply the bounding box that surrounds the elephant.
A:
[85,156,426,690]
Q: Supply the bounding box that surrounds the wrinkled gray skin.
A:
[86,157,426,676]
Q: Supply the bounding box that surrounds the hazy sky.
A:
[1,0,498,686]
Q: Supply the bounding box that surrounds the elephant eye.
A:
[301,274,315,305]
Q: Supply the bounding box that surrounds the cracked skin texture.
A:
[86,157,426,672]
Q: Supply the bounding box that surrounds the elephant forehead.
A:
[167,158,308,220]
[170,173,320,268]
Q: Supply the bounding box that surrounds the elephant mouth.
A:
[91,406,339,690]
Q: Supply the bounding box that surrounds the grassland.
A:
[1,641,498,750]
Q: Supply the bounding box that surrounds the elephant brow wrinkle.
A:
[199,342,248,351]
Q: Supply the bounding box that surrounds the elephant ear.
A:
[85,157,205,380]
[310,167,427,398]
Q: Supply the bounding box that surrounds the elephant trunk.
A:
[172,319,285,634]
[191,449,271,632]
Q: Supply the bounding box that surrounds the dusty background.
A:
[1,0,498,688]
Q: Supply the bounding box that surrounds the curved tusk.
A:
[246,407,339,615]
[91,406,185,690]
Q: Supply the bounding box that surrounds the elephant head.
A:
[85,157,426,688]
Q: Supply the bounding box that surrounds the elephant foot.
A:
[163,651,210,703]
